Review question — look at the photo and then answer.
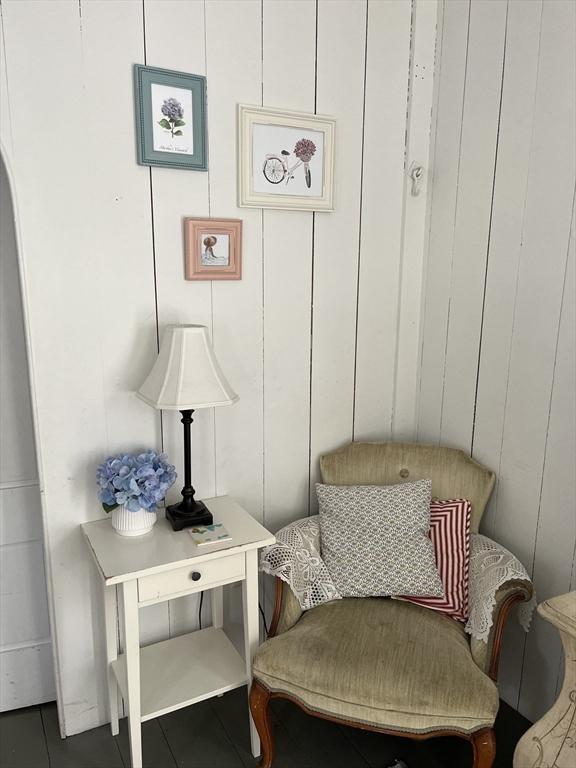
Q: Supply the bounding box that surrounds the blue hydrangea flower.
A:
[96,451,177,513]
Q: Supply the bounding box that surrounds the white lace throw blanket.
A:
[260,516,342,607]
[467,533,536,642]
[260,517,536,644]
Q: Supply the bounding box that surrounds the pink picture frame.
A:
[184,217,242,280]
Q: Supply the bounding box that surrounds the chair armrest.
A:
[260,515,340,634]
[467,534,535,680]
[268,578,304,637]
[470,579,533,680]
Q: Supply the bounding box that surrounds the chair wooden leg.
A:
[249,679,274,768]
[472,728,496,768]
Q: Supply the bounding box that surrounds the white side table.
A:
[82,496,275,768]
[513,591,576,768]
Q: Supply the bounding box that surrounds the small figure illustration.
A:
[202,236,217,261]
[263,138,316,188]
[200,235,229,267]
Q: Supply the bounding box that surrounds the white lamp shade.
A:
[137,325,238,410]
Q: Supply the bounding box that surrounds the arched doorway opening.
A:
[0,150,57,712]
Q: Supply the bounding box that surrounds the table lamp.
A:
[137,324,238,531]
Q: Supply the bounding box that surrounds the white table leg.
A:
[121,580,142,768]
[211,586,224,629]
[104,585,120,736]
[242,549,260,758]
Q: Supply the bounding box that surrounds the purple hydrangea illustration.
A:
[161,98,184,121]
[294,138,317,163]
[158,97,185,138]
[96,451,177,512]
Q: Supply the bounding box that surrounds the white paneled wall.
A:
[419,0,575,722]
[0,0,435,735]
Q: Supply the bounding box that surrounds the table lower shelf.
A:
[111,627,248,721]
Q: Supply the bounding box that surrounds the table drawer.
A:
[138,553,245,603]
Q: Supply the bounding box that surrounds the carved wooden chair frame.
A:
[250,576,531,768]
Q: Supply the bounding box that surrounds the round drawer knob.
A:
[190,571,202,581]
[399,468,410,478]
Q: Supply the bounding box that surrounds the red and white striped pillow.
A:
[403,499,471,621]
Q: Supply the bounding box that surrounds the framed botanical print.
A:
[184,218,242,281]
[134,64,207,171]
[237,104,335,211]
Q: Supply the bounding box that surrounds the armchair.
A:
[249,442,533,768]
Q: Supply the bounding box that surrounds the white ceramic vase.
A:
[111,504,157,537]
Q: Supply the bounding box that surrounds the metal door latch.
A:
[409,162,424,197]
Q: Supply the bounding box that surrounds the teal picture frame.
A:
[134,64,207,171]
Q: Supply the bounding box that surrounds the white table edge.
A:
[81,524,275,585]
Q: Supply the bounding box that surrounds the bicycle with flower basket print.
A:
[262,138,317,189]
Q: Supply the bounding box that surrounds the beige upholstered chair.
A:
[249,442,533,768]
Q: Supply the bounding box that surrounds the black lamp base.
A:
[167,409,214,531]
[166,499,213,531]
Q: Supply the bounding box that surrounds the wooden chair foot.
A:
[249,679,274,768]
[472,728,496,768]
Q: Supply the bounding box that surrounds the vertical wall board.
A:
[353,0,412,442]
[417,0,469,443]
[394,0,438,439]
[309,0,367,509]
[438,0,507,449]
[143,0,213,509]
[205,0,264,521]
[0,8,13,156]
[492,0,575,565]
[261,0,316,532]
[81,0,169,651]
[519,208,575,720]
[471,0,542,537]
[80,1,160,455]
[1,0,157,735]
[142,0,212,641]
[492,0,575,713]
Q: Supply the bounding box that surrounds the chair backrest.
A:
[319,442,495,533]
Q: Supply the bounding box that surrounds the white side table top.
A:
[82,495,275,585]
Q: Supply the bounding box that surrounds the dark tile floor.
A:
[0,686,530,768]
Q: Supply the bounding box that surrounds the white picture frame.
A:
[237,104,335,211]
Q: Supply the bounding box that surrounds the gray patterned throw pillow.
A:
[317,480,444,598]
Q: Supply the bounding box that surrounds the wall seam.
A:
[203,0,217,497]
[470,0,509,457]
[142,0,168,638]
[438,0,471,444]
[0,3,14,153]
[307,0,319,517]
[415,0,444,442]
[351,0,369,441]
[261,0,265,531]
[390,0,417,438]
